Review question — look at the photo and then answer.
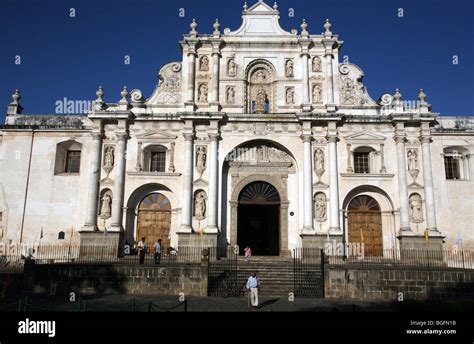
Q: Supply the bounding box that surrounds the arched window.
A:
[353,147,376,174]
[54,140,82,175]
[443,147,470,180]
[58,231,65,240]
[143,145,167,172]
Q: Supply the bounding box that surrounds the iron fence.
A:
[208,246,245,297]
[293,248,324,298]
[327,249,474,270]
[0,244,217,267]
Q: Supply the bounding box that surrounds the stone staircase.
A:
[237,256,295,297]
[209,256,296,297]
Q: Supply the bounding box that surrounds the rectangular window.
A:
[65,150,81,173]
[0,212,2,221]
[444,156,460,180]
[150,151,166,172]
[354,152,370,173]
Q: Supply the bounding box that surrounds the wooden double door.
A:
[136,193,171,249]
[347,195,383,257]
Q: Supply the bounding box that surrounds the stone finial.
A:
[324,19,332,37]
[273,2,278,10]
[300,19,309,37]
[190,19,198,36]
[120,86,129,102]
[418,88,427,104]
[243,2,248,10]
[213,19,221,36]
[11,89,21,104]
[96,86,104,102]
[394,88,402,101]
[6,89,23,115]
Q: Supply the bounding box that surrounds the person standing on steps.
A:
[246,272,260,308]
[153,239,162,264]
[137,237,147,265]
[244,245,252,263]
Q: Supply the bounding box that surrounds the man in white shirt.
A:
[137,237,147,264]
[246,272,260,308]
[153,239,162,264]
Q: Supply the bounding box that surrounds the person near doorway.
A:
[244,245,252,262]
[137,237,147,264]
[246,272,260,308]
[154,239,162,264]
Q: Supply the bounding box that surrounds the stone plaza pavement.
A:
[3,294,473,312]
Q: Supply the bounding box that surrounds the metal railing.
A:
[1,244,217,267]
[327,249,474,270]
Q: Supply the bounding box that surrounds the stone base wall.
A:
[325,268,474,301]
[23,263,208,297]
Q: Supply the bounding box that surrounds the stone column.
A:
[380,143,387,173]
[421,136,438,233]
[302,134,314,231]
[111,133,128,231]
[207,133,219,232]
[186,49,197,106]
[210,50,220,110]
[180,133,194,232]
[168,142,175,173]
[346,144,353,173]
[324,52,334,105]
[395,135,411,233]
[301,53,310,106]
[135,141,142,171]
[328,136,340,231]
[82,132,103,231]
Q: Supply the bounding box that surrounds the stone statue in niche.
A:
[256,146,264,162]
[104,146,114,168]
[194,191,207,219]
[409,194,423,223]
[254,87,267,114]
[314,193,327,222]
[285,59,294,77]
[286,88,295,105]
[312,84,322,103]
[227,59,236,76]
[314,148,325,172]
[198,83,208,102]
[226,86,235,104]
[407,149,418,171]
[99,193,112,219]
[312,56,322,72]
[199,56,209,71]
[196,146,207,177]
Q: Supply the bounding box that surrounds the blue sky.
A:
[0,0,473,122]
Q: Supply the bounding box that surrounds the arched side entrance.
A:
[125,183,176,247]
[342,185,397,256]
[347,195,383,257]
[237,181,281,256]
[137,193,171,248]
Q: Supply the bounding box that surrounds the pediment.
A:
[225,1,291,36]
[344,132,386,142]
[247,1,274,12]
[136,131,177,140]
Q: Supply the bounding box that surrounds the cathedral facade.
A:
[1,1,473,256]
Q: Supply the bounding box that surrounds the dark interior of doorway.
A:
[237,204,279,256]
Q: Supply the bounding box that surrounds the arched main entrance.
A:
[237,181,280,256]
[137,193,171,248]
[347,195,383,257]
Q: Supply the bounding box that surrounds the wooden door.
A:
[347,195,383,257]
[136,193,171,249]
